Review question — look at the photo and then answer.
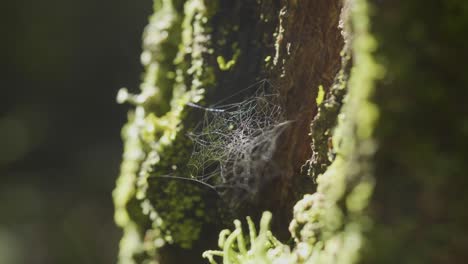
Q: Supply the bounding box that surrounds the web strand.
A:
[187,80,289,208]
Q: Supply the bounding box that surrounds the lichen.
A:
[203,212,294,264]
[135,0,219,251]
[113,0,220,262]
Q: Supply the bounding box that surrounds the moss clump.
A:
[203,212,293,264]
[216,43,241,71]
[113,0,219,262]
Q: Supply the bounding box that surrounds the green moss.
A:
[216,44,240,71]
[139,0,185,114]
[113,0,220,262]
[308,48,350,180]
[299,0,380,261]
[113,111,148,264]
[134,0,220,252]
[291,0,381,261]
[144,178,214,249]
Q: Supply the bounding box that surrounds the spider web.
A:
[187,80,290,206]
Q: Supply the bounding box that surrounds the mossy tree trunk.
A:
[113,0,468,263]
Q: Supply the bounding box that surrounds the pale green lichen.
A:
[203,212,294,264]
[113,0,219,262]
[272,6,286,67]
[134,0,219,252]
[113,110,148,263]
[289,193,343,247]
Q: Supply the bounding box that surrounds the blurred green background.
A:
[1,1,152,263]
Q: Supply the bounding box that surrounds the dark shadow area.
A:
[0,1,152,263]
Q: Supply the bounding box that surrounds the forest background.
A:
[0,0,152,263]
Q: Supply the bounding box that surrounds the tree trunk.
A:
[113,0,468,263]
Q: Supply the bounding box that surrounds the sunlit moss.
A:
[299,0,381,261]
[315,85,325,106]
[113,0,219,262]
[203,212,295,264]
[216,44,240,71]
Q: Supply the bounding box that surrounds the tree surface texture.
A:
[113,0,468,263]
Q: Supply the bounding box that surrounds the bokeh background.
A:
[1,1,152,263]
